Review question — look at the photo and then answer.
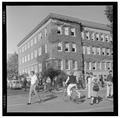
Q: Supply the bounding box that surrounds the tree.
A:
[104,6,113,24]
[7,52,18,80]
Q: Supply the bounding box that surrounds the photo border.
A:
[2,1,118,116]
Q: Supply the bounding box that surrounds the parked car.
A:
[9,80,22,89]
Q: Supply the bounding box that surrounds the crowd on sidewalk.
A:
[21,69,113,105]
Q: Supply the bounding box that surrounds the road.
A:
[7,87,113,112]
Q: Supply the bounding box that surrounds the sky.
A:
[7,6,110,54]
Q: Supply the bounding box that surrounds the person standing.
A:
[90,75,99,105]
[27,71,41,105]
[87,72,92,99]
[106,70,113,98]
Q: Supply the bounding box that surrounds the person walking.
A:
[106,70,113,98]
[27,71,41,105]
[23,77,27,91]
[65,71,77,100]
[87,72,92,99]
[90,75,99,105]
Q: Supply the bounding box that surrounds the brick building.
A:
[17,13,113,76]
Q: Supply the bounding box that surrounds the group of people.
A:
[85,70,113,105]
[26,70,113,105]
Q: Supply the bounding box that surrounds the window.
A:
[31,52,33,60]
[96,33,100,41]
[87,47,91,55]
[65,43,70,52]
[28,54,30,61]
[105,35,109,42]
[101,34,105,42]
[106,49,110,56]
[83,46,86,54]
[107,62,111,70]
[38,33,42,40]
[38,47,42,56]
[71,28,76,36]
[86,31,90,40]
[92,62,96,70]
[111,50,113,56]
[109,35,113,43]
[84,62,87,71]
[102,48,106,56]
[91,32,95,40]
[28,42,30,49]
[97,48,101,55]
[45,44,47,53]
[22,57,24,63]
[34,50,37,58]
[65,60,70,70]
[31,39,33,47]
[34,37,37,44]
[25,44,27,51]
[57,42,62,51]
[92,47,96,55]
[72,60,78,70]
[89,62,92,70]
[38,63,42,72]
[104,62,107,70]
[99,62,102,70]
[81,32,85,39]
[64,27,69,35]
[45,28,47,37]
[25,56,27,63]
[57,26,62,34]
[72,43,76,52]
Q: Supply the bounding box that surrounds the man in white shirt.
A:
[27,71,41,105]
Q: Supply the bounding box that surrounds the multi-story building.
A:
[17,13,113,76]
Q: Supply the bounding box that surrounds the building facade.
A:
[17,13,113,76]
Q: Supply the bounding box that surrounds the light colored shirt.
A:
[30,75,37,85]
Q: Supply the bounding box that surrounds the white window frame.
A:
[64,27,69,35]
[97,48,101,55]
[31,52,33,60]
[87,47,91,55]
[89,62,92,70]
[83,46,86,54]
[102,48,106,56]
[96,33,100,41]
[105,35,109,42]
[61,60,64,70]
[34,50,37,58]
[38,33,42,41]
[45,44,47,53]
[81,32,85,39]
[91,32,95,41]
[71,28,76,37]
[28,42,30,49]
[92,47,96,55]
[27,54,30,61]
[34,37,37,44]
[38,47,42,56]
[101,34,105,42]
[65,60,70,70]
[57,42,62,51]
[31,39,33,47]
[22,57,24,63]
[57,26,62,35]
[86,31,90,40]
[45,28,47,37]
[72,43,77,52]
[65,43,70,52]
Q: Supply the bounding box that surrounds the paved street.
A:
[7,87,113,112]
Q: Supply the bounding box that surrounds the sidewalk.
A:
[7,86,113,112]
